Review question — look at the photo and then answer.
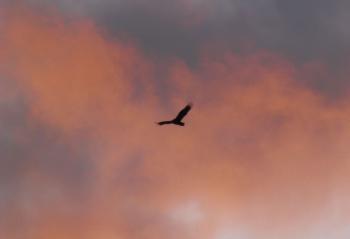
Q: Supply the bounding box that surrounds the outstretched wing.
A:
[174,103,192,121]
[157,121,173,125]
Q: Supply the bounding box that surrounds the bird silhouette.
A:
[157,103,193,126]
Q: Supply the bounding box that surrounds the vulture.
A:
[157,103,193,126]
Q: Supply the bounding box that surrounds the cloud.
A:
[15,0,350,66]
[1,5,350,239]
[9,0,350,96]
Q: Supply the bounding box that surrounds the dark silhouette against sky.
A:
[157,103,192,126]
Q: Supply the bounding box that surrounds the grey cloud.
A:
[21,0,350,64]
[18,0,350,96]
[0,76,94,237]
[2,0,350,103]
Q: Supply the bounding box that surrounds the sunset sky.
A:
[1,1,350,238]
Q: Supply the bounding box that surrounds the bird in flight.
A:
[157,103,193,126]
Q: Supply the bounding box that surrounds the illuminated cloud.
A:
[1,4,350,239]
[170,200,203,225]
[16,0,350,72]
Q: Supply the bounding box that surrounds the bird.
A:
[157,103,193,126]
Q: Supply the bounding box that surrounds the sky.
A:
[1,1,350,239]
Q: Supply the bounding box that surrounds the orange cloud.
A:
[2,5,350,239]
